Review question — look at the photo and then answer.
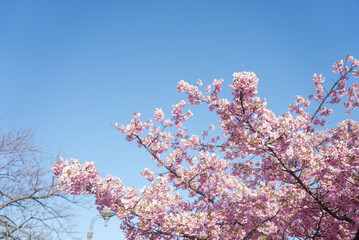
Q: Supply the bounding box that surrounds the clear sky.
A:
[1,1,359,239]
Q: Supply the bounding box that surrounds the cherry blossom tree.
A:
[53,55,359,239]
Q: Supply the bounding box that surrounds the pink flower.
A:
[313,118,321,125]
[333,59,344,73]
[230,71,259,98]
[154,108,165,121]
[164,119,174,127]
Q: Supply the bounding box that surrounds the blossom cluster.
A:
[53,55,359,239]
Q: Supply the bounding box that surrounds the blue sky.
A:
[1,1,359,239]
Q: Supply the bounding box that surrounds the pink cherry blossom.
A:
[154,108,165,121]
[54,55,359,239]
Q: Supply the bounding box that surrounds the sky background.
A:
[1,1,359,239]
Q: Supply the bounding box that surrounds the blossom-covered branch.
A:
[54,55,359,239]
